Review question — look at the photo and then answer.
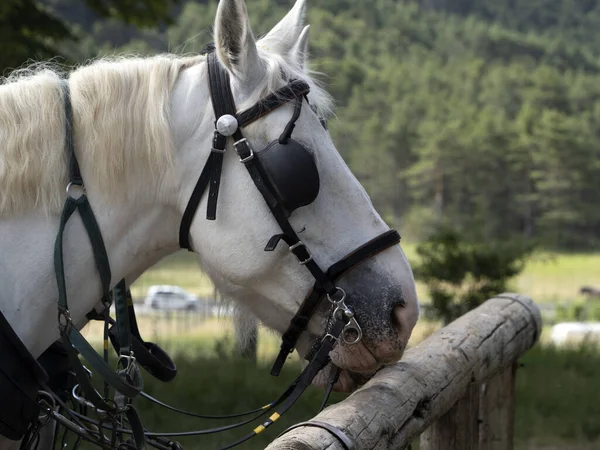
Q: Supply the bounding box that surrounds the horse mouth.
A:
[312,362,380,392]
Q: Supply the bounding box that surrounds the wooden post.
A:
[266,294,541,450]
[420,382,480,450]
[479,363,517,450]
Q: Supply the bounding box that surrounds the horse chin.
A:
[310,341,390,393]
[312,363,378,393]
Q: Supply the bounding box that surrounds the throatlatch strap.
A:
[179,152,216,250]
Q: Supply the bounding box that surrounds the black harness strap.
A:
[236,81,310,128]
[206,51,235,221]
[53,80,146,449]
[108,288,177,383]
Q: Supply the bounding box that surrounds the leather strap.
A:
[108,289,177,383]
[206,52,236,222]
[62,80,82,186]
[236,80,310,127]
[179,152,216,250]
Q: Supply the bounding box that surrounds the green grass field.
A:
[77,323,600,450]
[106,248,600,449]
[131,247,600,306]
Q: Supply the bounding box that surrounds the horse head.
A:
[171,0,420,391]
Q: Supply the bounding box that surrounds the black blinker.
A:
[256,139,320,215]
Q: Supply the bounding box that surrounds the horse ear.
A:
[214,0,263,82]
[289,25,310,71]
[257,0,306,56]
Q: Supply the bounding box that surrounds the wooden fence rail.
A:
[266,293,541,450]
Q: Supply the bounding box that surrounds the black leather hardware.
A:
[0,310,48,441]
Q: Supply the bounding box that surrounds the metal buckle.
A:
[234,138,255,163]
[117,352,136,372]
[289,241,313,265]
[72,385,111,417]
[211,146,226,154]
[323,333,339,343]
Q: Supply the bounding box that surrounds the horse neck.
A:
[0,197,180,358]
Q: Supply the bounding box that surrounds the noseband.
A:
[179,49,401,376]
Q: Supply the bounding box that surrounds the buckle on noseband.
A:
[289,241,313,265]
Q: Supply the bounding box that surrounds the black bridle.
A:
[5,46,401,450]
[179,49,401,377]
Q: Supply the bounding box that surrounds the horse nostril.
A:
[391,303,405,331]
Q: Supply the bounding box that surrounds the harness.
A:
[1,45,401,449]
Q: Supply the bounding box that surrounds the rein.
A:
[4,45,401,450]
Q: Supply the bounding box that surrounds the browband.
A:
[236,80,310,127]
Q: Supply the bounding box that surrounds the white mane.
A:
[0,48,331,218]
[0,55,199,217]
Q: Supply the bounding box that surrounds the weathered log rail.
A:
[267,293,541,450]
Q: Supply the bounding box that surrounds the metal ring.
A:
[66,182,86,199]
[342,323,363,345]
[327,287,346,305]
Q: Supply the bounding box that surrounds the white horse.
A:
[0,0,419,447]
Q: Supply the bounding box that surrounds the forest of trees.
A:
[4,0,600,250]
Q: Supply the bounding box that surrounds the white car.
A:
[143,285,199,311]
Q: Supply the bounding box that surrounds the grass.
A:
[515,344,600,449]
[513,252,600,304]
[78,247,600,449]
[75,321,600,450]
[131,248,600,308]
